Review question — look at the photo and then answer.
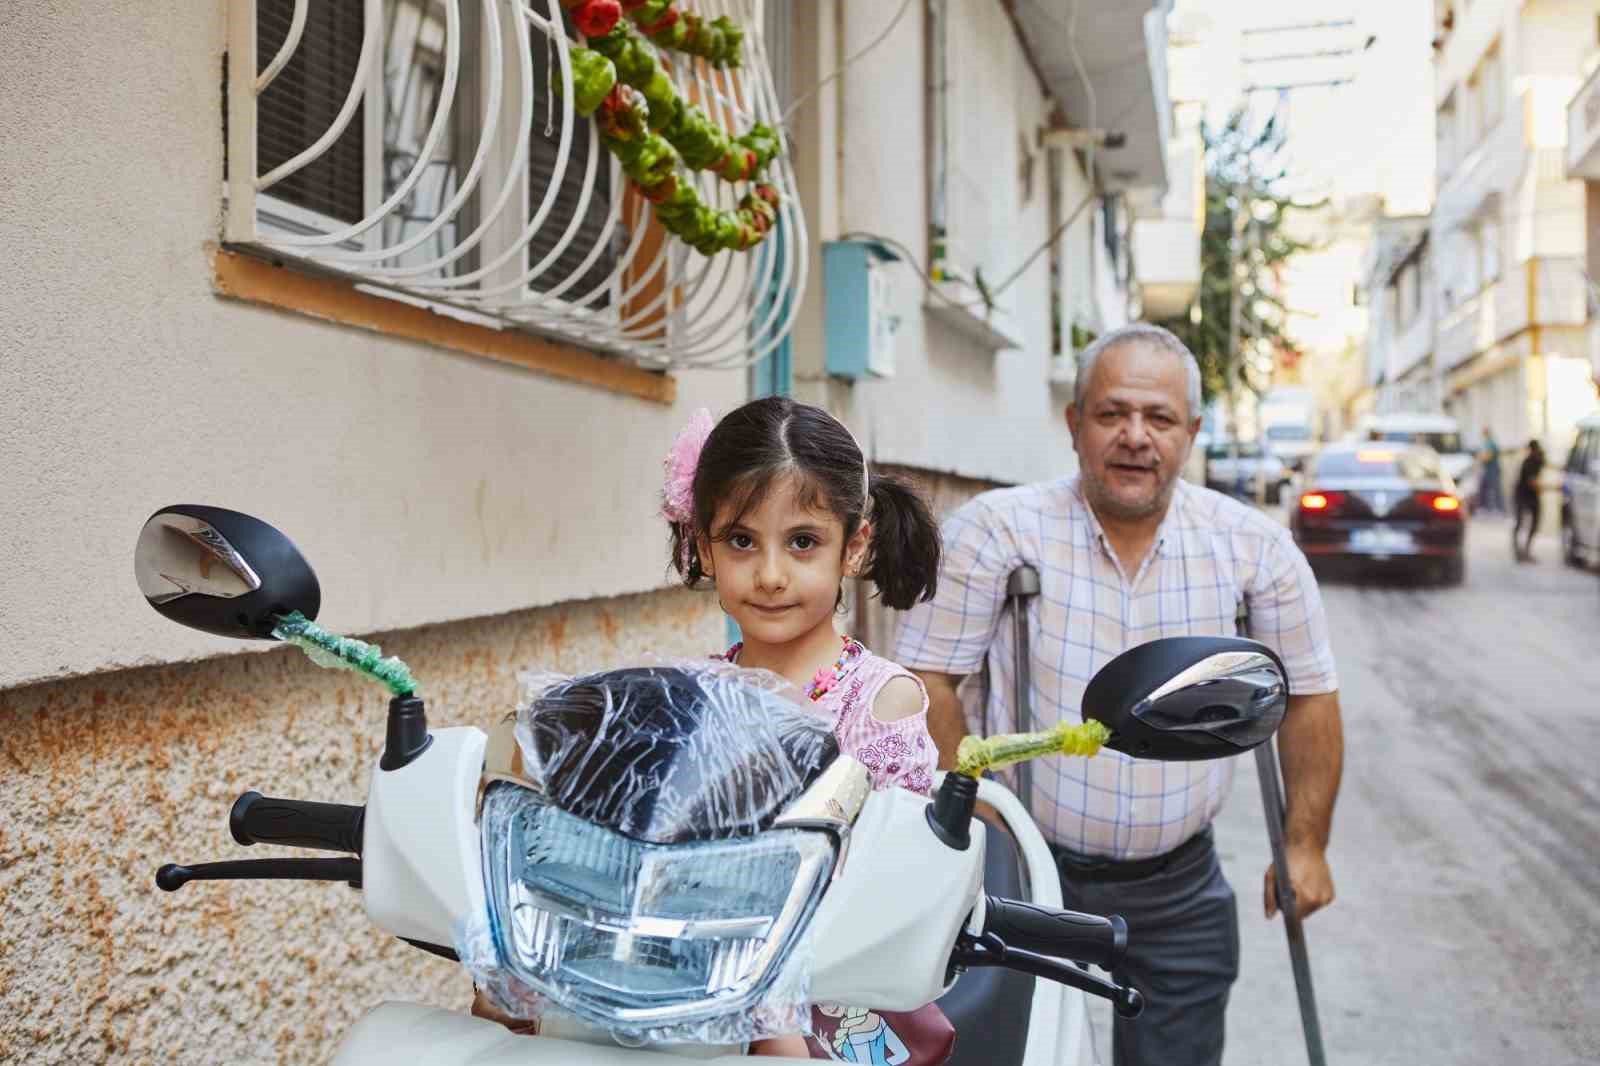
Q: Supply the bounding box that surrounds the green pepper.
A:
[640,68,679,130]
[565,47,617,117]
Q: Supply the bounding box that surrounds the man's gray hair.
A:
[1074,323,1203,419]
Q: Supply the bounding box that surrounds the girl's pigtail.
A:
[862,474,941,610]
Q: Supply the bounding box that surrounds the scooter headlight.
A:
[479,783,835,1034]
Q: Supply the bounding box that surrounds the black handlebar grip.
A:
[984,895,1128,970]
[229,791,365,854]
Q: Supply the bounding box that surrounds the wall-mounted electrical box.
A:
[823,239,901,380]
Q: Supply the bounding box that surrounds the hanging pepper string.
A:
[572,24,781,184]
[953,720,1112,778]
[271,611,418,698]
[577,81,779,254]
[619,0,744,67]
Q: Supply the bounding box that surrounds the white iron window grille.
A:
[225,0,806,370]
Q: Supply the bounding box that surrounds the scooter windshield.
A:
[513,662,839,844]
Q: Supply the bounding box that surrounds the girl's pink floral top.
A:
[719,643,938,796]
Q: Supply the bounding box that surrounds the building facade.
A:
[1427,0,1597,451]
[0,2,1183,1060]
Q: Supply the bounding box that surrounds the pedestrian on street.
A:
[894,323,1345,1066]
[1477,426,1505,514]
[1513,438,1545,562]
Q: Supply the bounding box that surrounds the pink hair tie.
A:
[661,408,715,525]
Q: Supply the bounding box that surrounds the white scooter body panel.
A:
[973,776,1092,1066]
[362,726,488,948]
[806,786,986,1010]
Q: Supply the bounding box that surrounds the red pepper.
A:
[642,174,678,202]
[642,7,680,35]
[572,0,622,37]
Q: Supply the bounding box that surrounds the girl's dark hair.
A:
[667,396,941,610]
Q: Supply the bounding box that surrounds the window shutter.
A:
[256,0,366,223]
[527,22,615,305]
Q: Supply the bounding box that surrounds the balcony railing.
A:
[1436,257,1586,370]
[1567,60,1600,178]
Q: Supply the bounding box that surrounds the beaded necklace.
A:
[723,634,865,702]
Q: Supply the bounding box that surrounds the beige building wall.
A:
[785,0,1082,489]
[0,1,746,692]
[0,588,724,1063]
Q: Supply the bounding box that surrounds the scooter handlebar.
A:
[230,790,365,854]
[982,896,1127,970]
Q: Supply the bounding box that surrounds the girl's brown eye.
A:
[791,535,817,551]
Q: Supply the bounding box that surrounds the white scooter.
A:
[137,505,1289,1065]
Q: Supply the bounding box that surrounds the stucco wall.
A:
[784,1,1080,488]
[0,1,746,690]
[0,586,724,1064]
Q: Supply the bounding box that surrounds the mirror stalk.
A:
[380,695,432,771]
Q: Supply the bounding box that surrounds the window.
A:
[1395,262,1420,329]
[1478,213,1502,286]
[230,0,802,369]
[1478,42,1503,132]
[1460,74,1481,153]
[252,0,612,290]
[1375,430,1464,454]
[1437,93,1457,175]
[255,0,373,234]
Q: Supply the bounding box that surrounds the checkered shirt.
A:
[894,476,1338,860]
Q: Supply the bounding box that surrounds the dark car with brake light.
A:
[1290,443,1467,584]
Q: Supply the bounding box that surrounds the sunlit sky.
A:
[1172,0,1436,214]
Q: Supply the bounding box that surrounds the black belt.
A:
[1048,828,1213,884]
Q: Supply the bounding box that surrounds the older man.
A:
[895,323,1343,1066]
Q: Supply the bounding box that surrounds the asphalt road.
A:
[1211,513,1600,1066]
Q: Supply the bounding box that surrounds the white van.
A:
[1356,413,1478,497]
[1562,413,1600,570]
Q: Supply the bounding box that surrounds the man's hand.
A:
[914,670,968,771]
[1268,690,1343,921]
[1264,841,1335,920]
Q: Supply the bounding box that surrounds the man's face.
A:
[1066,342,1201,522]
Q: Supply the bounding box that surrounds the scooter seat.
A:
[936,815,1035,1066]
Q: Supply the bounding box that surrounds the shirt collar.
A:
[1070,474,1186,559]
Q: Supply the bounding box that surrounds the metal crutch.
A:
[1241,602,1328,1066]
[1005,566,1041,816]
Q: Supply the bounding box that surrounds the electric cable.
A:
[780,0,917,125]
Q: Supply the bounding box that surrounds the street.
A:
[1209,515,1600,1065]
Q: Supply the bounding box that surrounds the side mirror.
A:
[1082,637,1287,761]
[135,505,320,640]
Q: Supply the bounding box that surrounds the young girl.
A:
[661,396,952,1062]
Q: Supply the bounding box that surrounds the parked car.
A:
[1204,442,1291,504]
[1291,443,1467,584]
[1562,413,1600,570]
[1355,413,1479,503]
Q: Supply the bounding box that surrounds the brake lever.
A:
[951,932,1145,1018]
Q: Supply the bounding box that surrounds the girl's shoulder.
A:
[842,648,929,722]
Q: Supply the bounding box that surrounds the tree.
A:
[1159,107,1313,406]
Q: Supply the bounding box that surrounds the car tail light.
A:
[1418,491,1462,516]
[1300,491,1344,513]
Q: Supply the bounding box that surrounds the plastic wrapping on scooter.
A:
[454,662,841,1046]
[512,661,840,843]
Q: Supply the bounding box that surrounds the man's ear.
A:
[1066,403,1081,441]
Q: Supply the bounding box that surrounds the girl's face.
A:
[699,473,870,649]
